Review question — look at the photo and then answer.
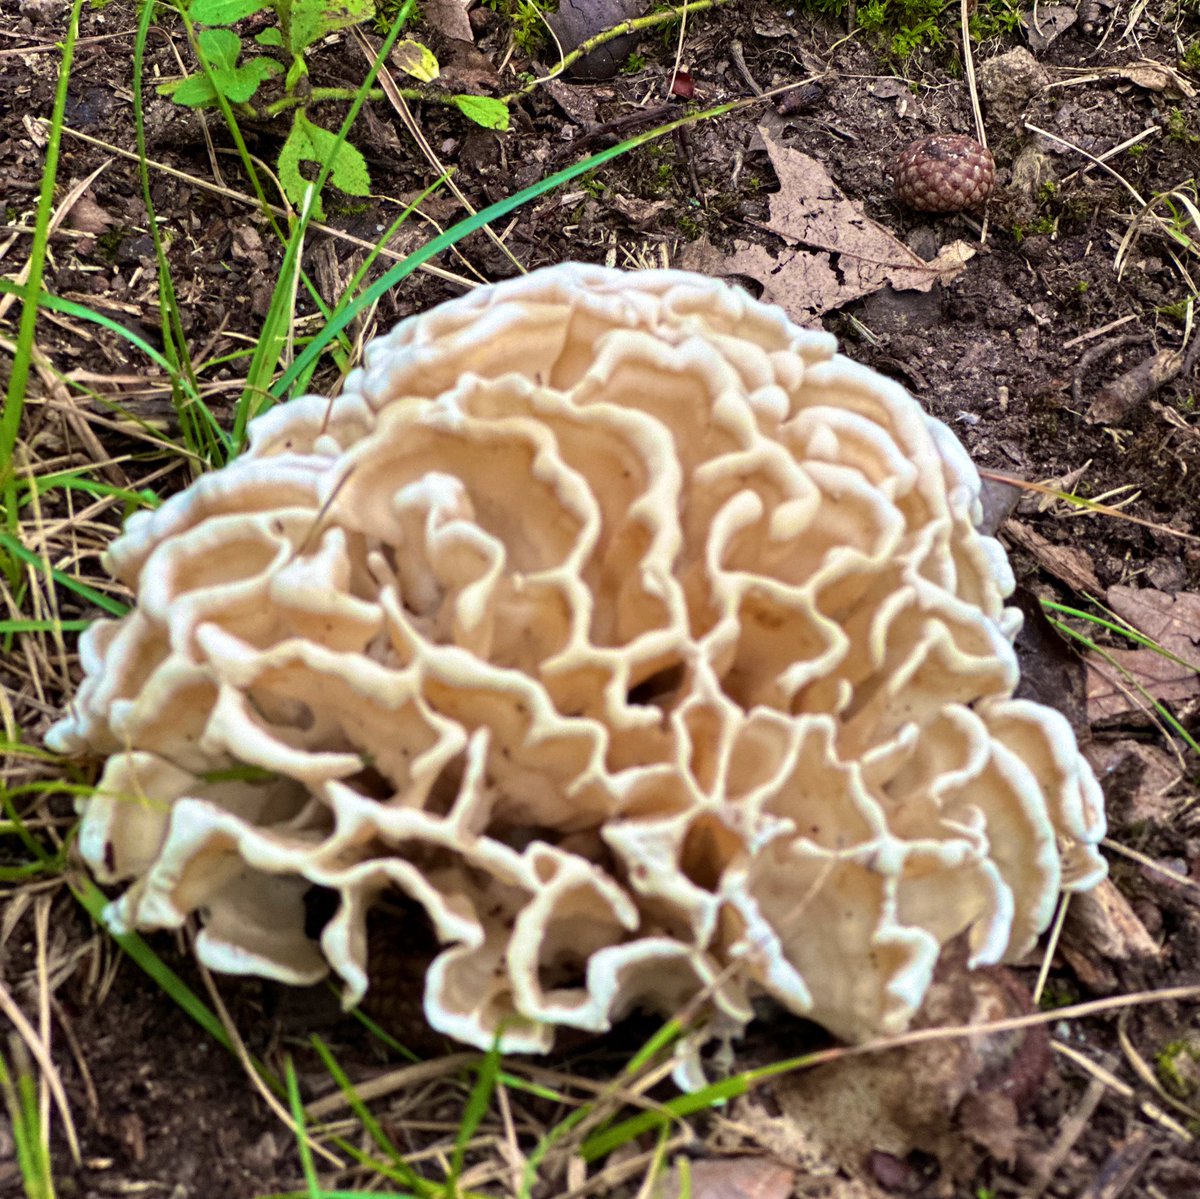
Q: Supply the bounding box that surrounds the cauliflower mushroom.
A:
[49,264,1106,1066]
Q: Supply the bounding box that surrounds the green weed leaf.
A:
[189,0,269,23]
[255,25,283,44]
[391,37,439,81]
[278,110,371,218]
[288,0,373,55]
[164,28,280,106]
[450,92,509,130]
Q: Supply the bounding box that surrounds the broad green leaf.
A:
[158,74,217,104]
[166,28,279,106]
[196,25,243,72]
[189,0,268,23]
[390,37,438,82]
[450,92,509,130]
[288,0,373,55]
[255,25,284,44]
[278,111,371,219]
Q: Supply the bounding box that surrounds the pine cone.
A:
[894,134,995,213]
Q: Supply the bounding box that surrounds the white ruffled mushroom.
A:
[49,264,1105,1070]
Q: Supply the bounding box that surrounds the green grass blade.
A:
[71,877,237,1050]
[0,1049,56,1199]
[299,0,418,230]
[233,190,314,449]
[17,470,160,511]
[1047,616,1200,755]
[0,281,175,373]
[1041,598,1200,673]
[309,1036,431,1192]
[0,0,87,511]
[285,1058,323,1199]
[0,619,91,634]
[270,97,740,403]
[447,1039,503,1186]
[132,0,210,463]
[0,530,128,617]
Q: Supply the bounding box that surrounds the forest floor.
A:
[1,0,1199,1195]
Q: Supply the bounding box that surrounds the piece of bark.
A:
[1086,348,1188,424]
[1060,877,1160,992]
[1004,520,1104,595]
[1075,1128,1155,1199]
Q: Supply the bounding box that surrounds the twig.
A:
[960,0,985,147]
[728,39,763,97]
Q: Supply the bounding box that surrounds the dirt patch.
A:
[2,0,1200,1194]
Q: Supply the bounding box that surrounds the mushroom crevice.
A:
[49,265,1106,1067]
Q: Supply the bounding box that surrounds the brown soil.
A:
[2,0,1200,1195]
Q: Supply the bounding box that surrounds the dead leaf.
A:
[1108,585,1200,649]
[1057,60,1198,99]
[423,0,473,43]
[680,125,973,317]
[1118,59,1198,97]
[766,947,1048,1185]
[1019,4,1076,53]
[611,193,671,226]
[652,1156,796,1199]
[1083,739,1185,824]
[1085,586,1200,722]
[64,190,113,235]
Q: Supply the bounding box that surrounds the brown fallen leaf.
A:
[1019,4,1076,53]
[1083,739,1185,825]
[1055,59,1198,99]
[652,1156,796,1199]
[423,0,473,42]
[680,124,973,317]
[1116,59,1197,97]
[1086,586,1200,722]
[766,943,1048,1186]
[63,189,113,235]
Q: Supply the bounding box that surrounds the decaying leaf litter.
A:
[1,0,1199,1195]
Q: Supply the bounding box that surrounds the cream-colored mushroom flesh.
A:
[49,264,1105,1062]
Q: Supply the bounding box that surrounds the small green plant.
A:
[1182,39,1200,71]
[578,169,605,197]
[160,0,508,217]
[1156,1037,1200,1098]
[969,0,1023,39]
[1011,216,1056,241]
[483,0,554,54]
[1037,978,1076,1009]
[623,50,647,72]
[1166,107,1200,145]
